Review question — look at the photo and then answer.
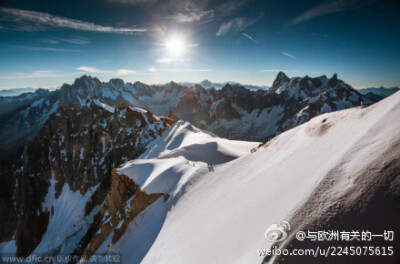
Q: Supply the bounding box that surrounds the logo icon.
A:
[264,221,291,242]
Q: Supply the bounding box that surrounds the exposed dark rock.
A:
[0,101,175,257]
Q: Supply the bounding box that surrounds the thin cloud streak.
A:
[58,36,90,45]
[242,33,258,43]
[289,0,376,25]
[7,45,83,52]
[0,7,148,34]
[0,70,61,80]
[282,52,296,59]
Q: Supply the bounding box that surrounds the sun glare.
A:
[164,36,186,57]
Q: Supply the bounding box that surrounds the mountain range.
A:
[0,72,375,156]
[0,72,398,263]
[357,86,400,98]
[0,88,37,97]
[0,80,268,98]
[176,80,270,90]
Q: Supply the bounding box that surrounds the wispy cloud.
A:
[40,39,59,44]
[242,32,258,43]
[77,66,136,76]
[173,10,215,23]
[148,66,158,73]
[7,45,82,52]
[289,0,375,25]
[169,0,250,24]
[77,67,105,73]
[40,36,93,45]
[216,13,264,36]
[148,66,210,73]
[58,36,90,44]
[0,7,148,34]
[115,69,137,75]
[167,0,215,24]
[0,70,61,79]
[282,52,296,59]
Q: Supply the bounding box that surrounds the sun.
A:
[164,36,186,57]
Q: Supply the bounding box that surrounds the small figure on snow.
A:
[207,163,214,172]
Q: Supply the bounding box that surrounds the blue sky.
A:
[0,0,399,89]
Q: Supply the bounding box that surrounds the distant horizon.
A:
[0,73,399,91]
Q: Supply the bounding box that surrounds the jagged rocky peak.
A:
[220,83,236,96]
[220,83,233,93]
[73,75,101,89]
[59,75,103,106]
[328,73,338,87]
[193,83,207,92]
[273,71,290,87]
[167,111,180,122]
[169,81,181,89]
[34,88,51,95]
[108,78,125,87]
[220,83,250,98]
[269,71,350,96]
[132,81,148,88]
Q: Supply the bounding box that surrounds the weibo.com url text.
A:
[257,246,394,257]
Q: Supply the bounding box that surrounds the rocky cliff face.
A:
[0,100,174,257]
[79,171,168,261]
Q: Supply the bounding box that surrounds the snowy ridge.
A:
[118,120,259,195]
[99,91,400,264]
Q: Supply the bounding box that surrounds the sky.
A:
[0,0,400,89]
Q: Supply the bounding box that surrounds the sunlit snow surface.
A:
[103,92,400,264]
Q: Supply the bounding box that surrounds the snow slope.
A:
[118,121,259,195]
[89,121,258,262]
[103,92,400,264]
